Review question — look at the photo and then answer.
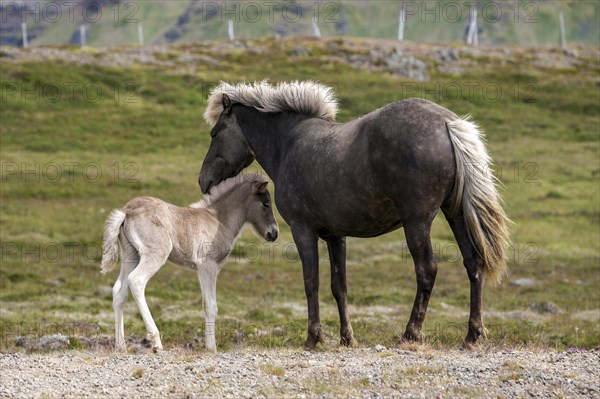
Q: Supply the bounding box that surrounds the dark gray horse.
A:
[199,81,510,349]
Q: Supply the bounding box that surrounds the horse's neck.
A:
[236,106,310,181]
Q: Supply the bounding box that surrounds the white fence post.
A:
[559,11,566,48]
[138,22,144,46]
[227,19,235,41]
[80,25,87,47]
[21,22,28,48]
[473,7,479,46]
[312,16,321,38]
[466,5,478,46]
[398,9,405,41]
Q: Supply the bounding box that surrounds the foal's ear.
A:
[255,181,268,194]
[222,93,232,115]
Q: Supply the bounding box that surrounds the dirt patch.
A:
[1,347,598,398]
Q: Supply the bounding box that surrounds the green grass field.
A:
[1,38,598,352]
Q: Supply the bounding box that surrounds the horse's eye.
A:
[210,130,218,138]
[263,201,270,208]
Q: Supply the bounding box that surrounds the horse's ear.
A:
[222,94,232,115]
[255,181,268,194]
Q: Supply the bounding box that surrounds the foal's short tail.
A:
[446,116,511,285]
[101,209,126,275]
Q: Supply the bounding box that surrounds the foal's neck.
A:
[205,194,248,239]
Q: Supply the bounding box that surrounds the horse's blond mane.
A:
[203,80,339,127]
[190,173,268,209]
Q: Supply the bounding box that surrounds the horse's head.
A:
[246,177,278,242]
[199,94,254,194]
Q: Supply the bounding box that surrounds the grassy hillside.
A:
[0,38,599,352]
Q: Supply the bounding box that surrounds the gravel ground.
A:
[0,347,598,398]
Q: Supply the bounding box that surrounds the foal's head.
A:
[244,176,278,242]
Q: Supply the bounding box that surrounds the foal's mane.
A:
[203,80,339,127]
[190,174,268,209]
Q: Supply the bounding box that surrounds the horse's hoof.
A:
[115,344,127,353]
[463,325,487,348]
[303,335,322,351]
[152,345,163,354]
[462,340,477,350]
[303,341,317,351]
[303,326,324,351]
[400,330,423,344]
[340,337,358,348]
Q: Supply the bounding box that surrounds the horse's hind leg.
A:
[128,250,169,352]
[402,220,438,343]
[326,236,357,347]
[443,209,487,347]
[113,235,139,352]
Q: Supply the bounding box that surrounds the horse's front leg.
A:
[326,236,357,347]
[291,224,322,350]
[197,263,219,352]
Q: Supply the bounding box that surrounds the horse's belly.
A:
[318,197,403,238]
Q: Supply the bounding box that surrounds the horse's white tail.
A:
[101,209,126,275]
[446,116,511,285]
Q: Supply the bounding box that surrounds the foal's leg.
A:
[196,262,219,352]
[326,236,357,347]
[291,224,322,350]
[128,251,169,352]
[444,210,487,347]
[402,220,438,343]
[112,236,139,351]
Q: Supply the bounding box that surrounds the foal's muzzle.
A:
[266,229,278,242]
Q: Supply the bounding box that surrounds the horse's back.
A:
[276,98,458,235]
[359,98,457,220]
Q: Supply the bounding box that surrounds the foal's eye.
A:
[263,201,270,208]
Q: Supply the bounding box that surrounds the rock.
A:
[384,53,429,81]
[38,334,70,351]
[437,64,467,75]
[511,278,539,287]
[291,45,311,57]
[437,48,460,62]
[374,344,387,352]
[531,301,560,314]
[0,48,20,58]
